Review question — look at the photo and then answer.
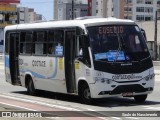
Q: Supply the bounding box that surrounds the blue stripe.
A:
[48,57,58,79]
[5,56,10,68]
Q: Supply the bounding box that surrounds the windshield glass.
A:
[87,25,149,62]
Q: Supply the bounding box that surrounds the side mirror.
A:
[140,28,147,41]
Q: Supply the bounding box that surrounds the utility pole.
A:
[72,0,74,20]
[154,11,158,60]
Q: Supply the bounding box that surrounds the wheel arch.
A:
[78,79,90,96]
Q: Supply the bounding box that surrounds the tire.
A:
[27,77,36,96]
[134,94,147,103]
[80,83,93,104]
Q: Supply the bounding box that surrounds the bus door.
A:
[9,33,21,85]
[65,31,76,93]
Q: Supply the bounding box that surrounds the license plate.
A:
[122,92,133,96]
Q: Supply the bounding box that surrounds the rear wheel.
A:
[134,94,147,103]
[27,77,36,95]
[80,83,93,104]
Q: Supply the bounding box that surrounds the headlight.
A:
[145,74,155,81]
[95,72,104,83]
[95,78,113,84]
[95,77,102,82]
[103,78,113,84]
[95,77,106,83]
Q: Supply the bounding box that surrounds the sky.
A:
[20,0,53,20]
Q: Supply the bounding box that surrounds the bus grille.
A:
[99,84,153,95]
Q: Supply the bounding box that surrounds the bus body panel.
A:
[19,56,67,93]
[75,59,93,95]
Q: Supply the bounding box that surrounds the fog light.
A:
[145,74,155,81]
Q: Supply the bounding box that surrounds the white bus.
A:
[4,17,155,104]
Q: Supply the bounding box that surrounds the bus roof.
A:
[4,17,136,33]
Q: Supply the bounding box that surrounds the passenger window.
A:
[48,31,54,55]
[37,31,47,42]
[20,32,33,54]
[54,30,64,56]
[25,32,33,42]
[54,30,63,45]
[35,43,43,55]
[26,43,32,54]
[47,30,64,56]
[34,31,47,55]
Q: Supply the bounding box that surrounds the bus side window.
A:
[34,31,47,55]
[25,32,32,54]
[20,32,25,54]
[48,30,54,55]
[54,30,64,56]
[20,32,32,55]
[78,35,91,67]
[79,37,83,56]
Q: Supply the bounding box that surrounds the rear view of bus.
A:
[85,20,154,103]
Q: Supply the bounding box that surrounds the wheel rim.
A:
[84,88,91,100]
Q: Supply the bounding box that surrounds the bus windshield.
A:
[87,25,149,62]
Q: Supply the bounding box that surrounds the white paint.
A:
[111,117,122,119]
[125,117,139,119]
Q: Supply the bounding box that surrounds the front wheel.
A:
[134,94,147,103]
[80,83,93,104]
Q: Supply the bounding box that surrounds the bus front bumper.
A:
[89,80,154,99]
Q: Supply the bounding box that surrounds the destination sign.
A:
[99,26,124,34]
